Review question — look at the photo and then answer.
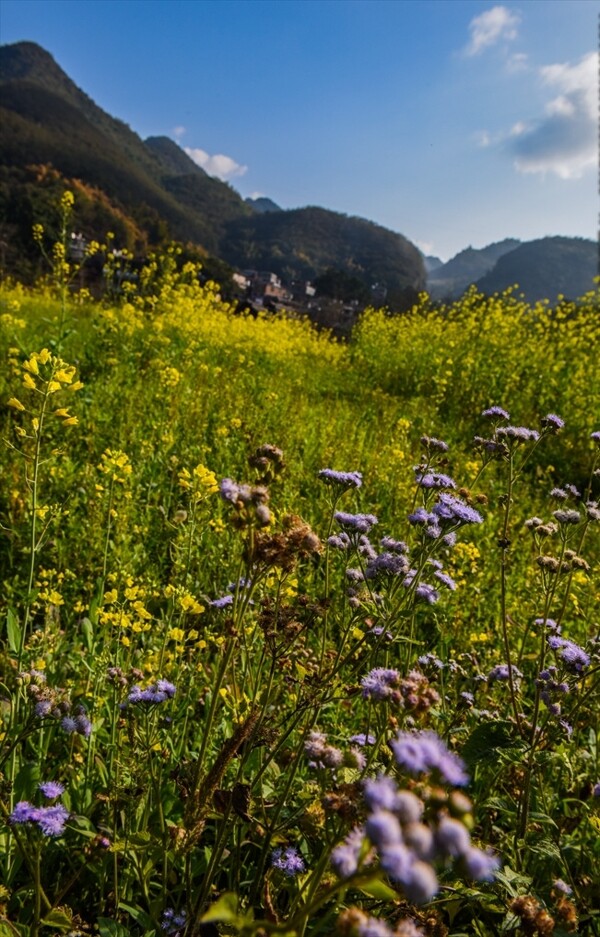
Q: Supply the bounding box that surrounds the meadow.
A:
[1,202,599,937]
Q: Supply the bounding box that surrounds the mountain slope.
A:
[427,238,521,299]
[221,206,426,297]
[475,237,597,302]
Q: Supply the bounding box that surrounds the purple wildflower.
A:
[361,668,400,701]
[9,801,41,824]
[402,860,439,904]
[420,435,449,452]
[334,511,378,534]
[414,471,456,490]
[482,406,510,420]
[366,810,403,848]
[408,507,436,526]
[210,594,233,608]
[550,488,568,500]
[350,733,376,746]
[414,582,440,604]
[128,679,176,705]
[34,700,52,717]
[271,846,305,877]
[553,509,581,525]
[161,908,187,936]
[547,635,590,673]
[379,842,415,884]
[365,552,410,578]
[433,494,483,526]
[328,532,351,550]
[435,817,471,857]
[380,536,409,553]
[553,879,572,895]
[318,468,363,489]
[330,826,365,878]
[495,425,540,442]
[364,775,403,813]
[541,413,565,431]
[434,570,457,591]
[462,846,500,881]
[591,430,600,444]
[391,730,469,786]
[487,663,523,683]
[592,781,600,797]
[39,781,65,800]
[36,804,69,837]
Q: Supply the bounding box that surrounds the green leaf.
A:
[118,903,154,930]
[461,721,515,766]
[81,616,94,652]
[201,892,240,925]
[41,908,74,931]
[0,921,25,937]
[5,608,21,654]
[358,876,399,901]
[97,919,131,937]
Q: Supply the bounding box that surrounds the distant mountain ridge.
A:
[0,40,425,302]
[427,239,521,299]
[475,237,597,303]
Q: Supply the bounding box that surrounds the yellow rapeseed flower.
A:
[8,397,25,410]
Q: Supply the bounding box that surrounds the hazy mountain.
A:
[423,254,443,274]
[475,237,597,303]
[0,40,424,304]
[245,196,282,214]
[427,239,521,299]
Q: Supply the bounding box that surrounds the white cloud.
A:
[511,52,597,179]
[465,6,520,56]
[506,52,529,73]
[183,147,248,181]
[172,125,186,140]
[415,239,434,255]
[474,130,492,148]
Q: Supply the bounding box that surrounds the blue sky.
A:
[1,0,597,260]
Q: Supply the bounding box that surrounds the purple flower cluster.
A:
[161,908,187,936]
[127,679,176,705]
[414,470,456,490]
[318,468,363,489]
[420,435,449,453]
[536,667,570,717]
[10,796,69,837]
[331,768,499,905]
[482,406,510,420]
[487,663,523,685]
[304,730,365,771]
[334,511,379,535]
[541,413,565,432]
[391,730,469,786]
[547,635,590,673]
[362,668,401,701]
[495,426,540,443]
[271,846,305,877]
[61,706,92,737]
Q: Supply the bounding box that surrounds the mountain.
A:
[220,206,425,300]
[0,40,424,304]
[427,238,521,299]
[423,254,443,274]
[245,196,282,214]
[475,237,597,303]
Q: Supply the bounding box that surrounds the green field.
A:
[1,244,599,936]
